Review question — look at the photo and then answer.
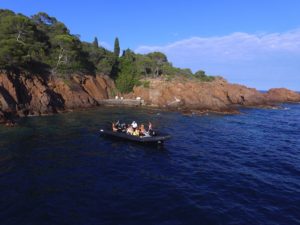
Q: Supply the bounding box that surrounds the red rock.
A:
[127,77,299,112]
[0,109,6,123]
[0,73,115,118]
[0,72,299,124]
[265,88,300,103]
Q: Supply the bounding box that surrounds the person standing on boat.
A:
[131,121,137,128]
[148,122,156,136]
[148,122,152,131]
[132,121,139,136]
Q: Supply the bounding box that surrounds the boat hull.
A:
[99,129,171,144]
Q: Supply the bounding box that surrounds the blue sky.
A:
[1,0,300,90]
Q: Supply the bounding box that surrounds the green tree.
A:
[135,54,153,76]
[51,34,94,74]
[0,9,213,82]
[53,34,77,68]
[82,41,115,75]
[93,37,99,48]
[31,12,58,28]
[115,49,139,93]
[194,70,214,81]
[147,52,168,76]
[31,12,95,75]
[96,58,113,74]
[0,9,15,18]
[114,37,120,57]
[194,70,206,78]
[0,11,48,73]
[31,12,69,40]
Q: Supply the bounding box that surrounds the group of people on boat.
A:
[112,121,155,137]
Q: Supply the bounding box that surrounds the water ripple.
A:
[0,104,299,225]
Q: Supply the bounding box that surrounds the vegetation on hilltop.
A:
[0,9,215,93]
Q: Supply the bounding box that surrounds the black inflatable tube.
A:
[99,129,171,143]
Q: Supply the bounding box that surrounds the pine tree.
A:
[114,37,120,57]
[115,50,138,93]
[93,37,98,48]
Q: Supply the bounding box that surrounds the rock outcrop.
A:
[125,77,300,113]
[0,73,116,123]
[0,109,6,123]
[0,73,299,124]
[265,88,300,103]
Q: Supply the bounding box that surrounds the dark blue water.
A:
[0,104,300,225]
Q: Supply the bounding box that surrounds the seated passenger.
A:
[139,124,150,137]
[115,121,122,132]
[119,122,127,132]
[112,122,118,132]
[126,125,134,135]
[132,128,139,136]
[139,124,146,135]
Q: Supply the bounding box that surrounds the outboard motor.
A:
[149,129,156,136]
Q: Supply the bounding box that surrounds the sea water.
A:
[0,104,299,225]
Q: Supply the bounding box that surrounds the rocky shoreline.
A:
[1,73,300,126]
[0,73,116,125]
[125,77,300,113]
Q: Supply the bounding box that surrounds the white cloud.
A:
[136,29,300,62]
[135,29,300,90]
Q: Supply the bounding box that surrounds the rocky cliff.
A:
[0,74,300,125]
[125,77,300,113]
[0,73,116,124]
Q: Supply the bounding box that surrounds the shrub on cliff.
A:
[115,49,140,93]
[194,70,215,82]
[134,52,194,78]
[82,41,115,75]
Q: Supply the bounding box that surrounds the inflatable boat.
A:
[99,129,171,144]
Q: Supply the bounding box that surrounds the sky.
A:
[1,0,300,90]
